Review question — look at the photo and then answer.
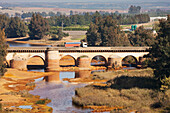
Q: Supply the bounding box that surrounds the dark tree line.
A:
[0,14,28,38]
[128,5,141,14]
[21,11,62,19]
[47,12,150,27]
[0,14,66,40]
[86,15,156,47]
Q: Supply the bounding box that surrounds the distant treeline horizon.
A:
[0,1,170,10]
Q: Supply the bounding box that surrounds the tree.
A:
[28,14,50,39]
[148,15,170,90]
[86,16,130,46]
[5,17,28,38]
[0,29,8,77]
[129,26,155,46]
[128,5,141,14]
[0,14,9,30]
[57,28,64,41]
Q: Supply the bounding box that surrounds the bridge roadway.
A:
[7,46,150,71]
[7,46,150,52]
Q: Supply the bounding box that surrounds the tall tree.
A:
[5,17,28,38]
[148,15,170,90]
[28,14,50,39]
[87,16,130,46]
[129,26,155,46]
[0,14,9,30]
[0,29,8,77]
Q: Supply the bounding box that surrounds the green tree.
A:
[128,5,141,14]
[0,29,8,77]
[129,26,155,46]
[86,22,101,46]
[87,16,130,46]
[0,14,9,30]
[28,14,50,39]
[5,17,28,38]
[148,15,170,90]
[57,28,64,40]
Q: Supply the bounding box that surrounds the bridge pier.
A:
[10,59,27,70]
[46,48,60,71]
[138,57,145,65]
[78,57,91,70]
[108,56,122,69]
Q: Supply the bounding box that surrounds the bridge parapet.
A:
[7,47,150,53]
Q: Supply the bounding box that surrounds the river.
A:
[9,42,134,113]
[29,70,95,113]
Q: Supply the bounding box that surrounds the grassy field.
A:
[63,30,87,41]
[72,68,170,113]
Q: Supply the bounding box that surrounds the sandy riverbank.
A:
[0,68,54,112]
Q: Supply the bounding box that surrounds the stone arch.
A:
[27,55,46,70]
[91,55,107,66]
[59,55,76,67]
[122,55,138,67]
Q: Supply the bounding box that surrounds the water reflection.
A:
[29,70,105,113]
[7,41,51,47]
[44,70,91,83]
[29,71,92,113]
[75,70,91,78]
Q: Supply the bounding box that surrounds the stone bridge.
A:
[6,47,150,71]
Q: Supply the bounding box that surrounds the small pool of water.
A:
[27,69,45,72]
[123,67,136,70]
[34,77,44,82]
[11,105,32,109]
[7,41,51,47]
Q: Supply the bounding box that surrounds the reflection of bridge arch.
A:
[91,55,107,66]
[122,55,138,67]
[59,55,76,67]
[27,55,45,70]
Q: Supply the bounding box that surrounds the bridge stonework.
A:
[6,47,150,71]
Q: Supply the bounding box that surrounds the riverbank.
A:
[72,68,170,113]
[0,68,54,112]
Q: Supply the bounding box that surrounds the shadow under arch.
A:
[122,55,138,67]
[27,55,46,70]
[91,55,107,66]
[59,55,76,67]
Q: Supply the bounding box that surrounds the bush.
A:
[36,99,46,104]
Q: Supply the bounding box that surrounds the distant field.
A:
[121,21,158,29]
[63,31,87,41]
[0,7,127,16]
[58,25,89,31]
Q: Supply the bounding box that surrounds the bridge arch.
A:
[27,55,46,70]
[122,55,138,67]
[91,55,107,66]
[59,55,76,67]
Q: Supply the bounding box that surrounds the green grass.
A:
[53,25,89,31]
[71,35,86,40]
